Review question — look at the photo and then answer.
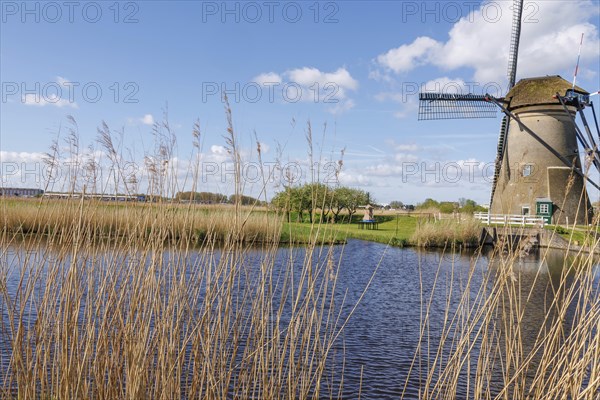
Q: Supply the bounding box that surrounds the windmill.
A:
[418,0,600,225]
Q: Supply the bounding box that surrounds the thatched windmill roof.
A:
[505,75,588,109]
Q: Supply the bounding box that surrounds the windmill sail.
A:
[417,93,497,120]
[506,0,523,90]
[489,0,524,207]
[417,0,523,123]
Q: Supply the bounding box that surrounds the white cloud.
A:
[56,76,70,86]
[368,68,394,83]
[338,171,372,186]
[253,66,359,113]
[126,114,156,126]
[253,72,282,85]
[258,142,270,154]
[328,99,356,114]
[286,67,358,93]
[210,145,227,155]
[209,145,229,162]
[422,77,467,94]
[22,93,78,109]
[141,114,154,125]
[374,1,600,86]
[376,36,441,73]
[20,76,79,108]
[365,163,405,177]
[394,144,419,152]
[0,151,46,163]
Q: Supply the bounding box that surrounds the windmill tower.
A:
[490,76,593,224]
[418,0,599,225]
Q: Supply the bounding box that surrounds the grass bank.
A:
[545,224,600,247]
[284,214,481,248]
[284,214,417,247]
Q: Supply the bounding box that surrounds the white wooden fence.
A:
[474,212,546,227]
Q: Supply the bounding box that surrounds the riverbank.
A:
[1,199,422,247]
[283,215,418,247]
[3,199,597,251]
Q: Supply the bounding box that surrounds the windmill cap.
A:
[505,75,589,109]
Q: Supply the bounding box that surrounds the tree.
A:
[438,202,457,214]
[389,200,404,209]
[271,189,293,222]
[330,187,352,222]
[303,183,332,223]
[459,199,486,214]
[272,185,368,224]
[271,186,311,222]
[175,191,227,203]
[344,188,369,223]
[417,198,440,210]
[229,194,265,206]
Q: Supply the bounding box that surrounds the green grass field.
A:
[283,215,420,247]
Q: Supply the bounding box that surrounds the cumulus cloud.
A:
[377,36,441,73]
[374,1,600,86]
[141,114,154,125]
[0,151,46,163]
[208,145,229,163]
[56,76,70,86]
[328,99,356,115]
[258,142,270,154]
[210,145,227,155]
[286,67,358,96]
[253,66,359,113]
[364,163,405,177]
[20,76,80,109]
[22,93,78,109]
[126,114,155,126]
[253,72,282,85]
[338,171,372,186]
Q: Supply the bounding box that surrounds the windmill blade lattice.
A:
[417,93,498,120]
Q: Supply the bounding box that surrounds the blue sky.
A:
[1,0,599,204]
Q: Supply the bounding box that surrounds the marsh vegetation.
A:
[1,105,599,398]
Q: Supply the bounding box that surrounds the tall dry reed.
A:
[406,222,600,399]
[0,109,363,399]
[411,216,482,248]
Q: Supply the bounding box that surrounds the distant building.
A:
[43,192,145,202]
[0,187,44,197]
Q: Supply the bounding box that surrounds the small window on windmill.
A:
[522,164,533,177]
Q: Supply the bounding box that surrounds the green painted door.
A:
[536,201,553,224]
